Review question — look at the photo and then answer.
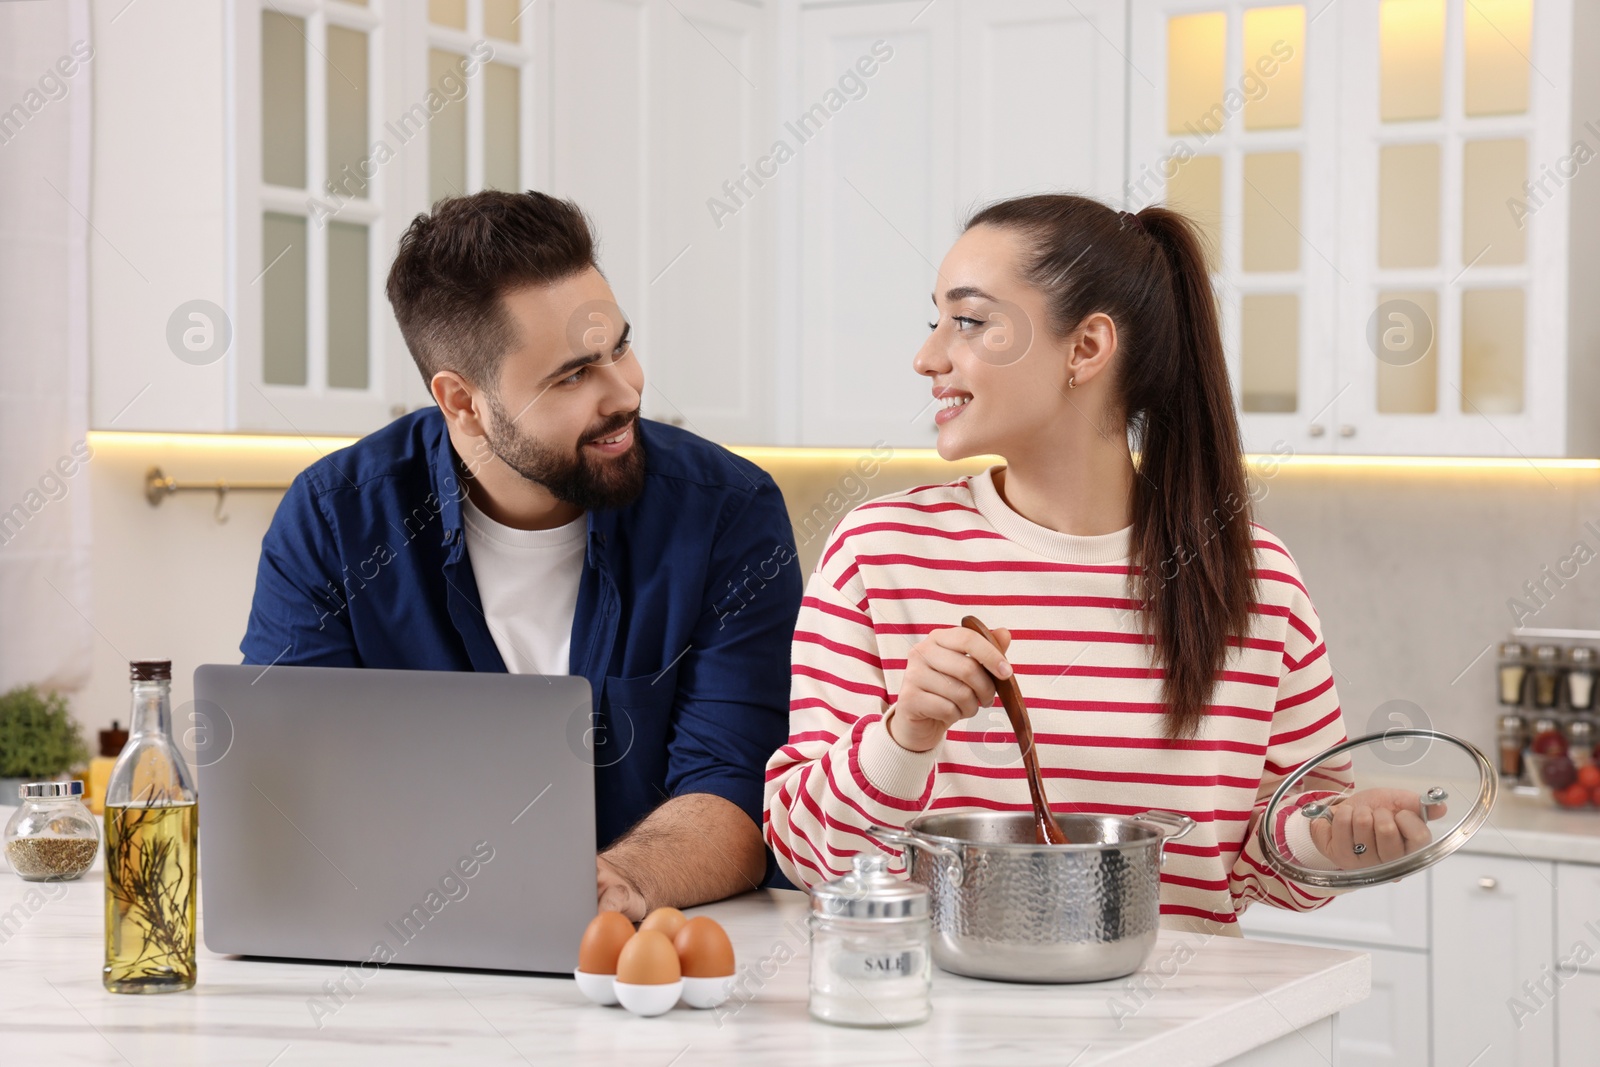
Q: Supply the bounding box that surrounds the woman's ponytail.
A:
[1127,207,1255,739]
[965,197,1256,739]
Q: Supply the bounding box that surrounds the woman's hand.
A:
[1307,787,1450,869]
[885,626,1013,753]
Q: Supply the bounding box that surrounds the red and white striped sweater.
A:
[762,467,1351,933]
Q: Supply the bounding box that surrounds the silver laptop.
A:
[193,664,596,974]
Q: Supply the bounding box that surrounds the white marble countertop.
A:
[1460,785,1600,865]
[0,844,1369,1067]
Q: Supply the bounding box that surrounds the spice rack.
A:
[1501,628,1600,808]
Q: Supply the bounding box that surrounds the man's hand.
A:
[1308,787,1450,869]
[596,855,648,921]
[597,793,765,916]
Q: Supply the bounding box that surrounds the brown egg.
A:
[577,911,635,975]
[674,916,735,978]
[616,929,682,985]
[639,906,688,939]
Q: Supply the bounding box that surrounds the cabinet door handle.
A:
[1478,876,1498,891]
[1339,424,1356,438]
[1308,424,1326,437]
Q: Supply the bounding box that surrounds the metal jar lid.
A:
[1497,713,1527,733]
[18,781,85,799]
[1571,646,1597,666]
[1534,644,1562,664]
[810,853,928,921]
[1499,641,1527,660]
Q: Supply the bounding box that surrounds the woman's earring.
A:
[1067,375,1077,389]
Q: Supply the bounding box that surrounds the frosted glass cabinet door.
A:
[231,0,419,435]
[1333,0,1572,456]
[1130,0,1576,456]
[1128,0,1339,456]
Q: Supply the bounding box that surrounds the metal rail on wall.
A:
[144,466,291,524]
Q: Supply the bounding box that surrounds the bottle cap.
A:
[1534,645,1562,663]
[129,660,172,681]
[19,781,85,799]
[1570,647,1596,666]
[1499,641,1527,659]
[99,720,128,758]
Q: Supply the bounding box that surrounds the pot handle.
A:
[864,825,965,888]
[1133,809,1196,842]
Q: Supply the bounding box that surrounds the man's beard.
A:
[482,398,647,511]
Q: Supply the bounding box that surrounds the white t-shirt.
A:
[461,496,587,676]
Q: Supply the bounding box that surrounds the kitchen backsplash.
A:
[71,434,1600,770]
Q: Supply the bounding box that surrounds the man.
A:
[241,190,802,919]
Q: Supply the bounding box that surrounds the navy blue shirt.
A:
[241,410,803,857]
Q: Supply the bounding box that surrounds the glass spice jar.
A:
[808,854,932,1028]
[1531,645,1563,709]
[1497,642,1529,706]
[1497,714,1528,780]
[1568,719,1596,767]
[1567,647,1597,711]
[4,781,100,881]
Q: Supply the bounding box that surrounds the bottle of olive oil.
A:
[103,660,198,993]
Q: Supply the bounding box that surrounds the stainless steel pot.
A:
[866,809,1194,983]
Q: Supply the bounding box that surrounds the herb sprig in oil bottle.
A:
[103,660,197,994]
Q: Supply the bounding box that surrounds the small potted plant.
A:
[0,686,89,803]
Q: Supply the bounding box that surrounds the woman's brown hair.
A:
[964,195,1255,739]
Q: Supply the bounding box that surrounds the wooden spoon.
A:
[961,615,1070,845]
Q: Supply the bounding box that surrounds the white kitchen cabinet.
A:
[1240,929,1430,1067]
[1129,0,1341,458]
[1555,846,1600,973]
[1328,0,1578,457]
[1239,870,1428,949]
[1241,878,1431,1066]
[1557,970,1600,1066]
[1346,945,1432,1067]
[544,0,777,445]
[1431,853,1556,1067]
[1128,0,1599,458]
[951,0,1128,234]
[795,0,957,448]
[223,0,452,436]
[794,0,1128,447]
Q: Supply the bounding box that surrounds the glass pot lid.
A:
[1257,729,1497,889]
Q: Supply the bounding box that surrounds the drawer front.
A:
[1556,862,1600,975]
[1239,874,1428,950]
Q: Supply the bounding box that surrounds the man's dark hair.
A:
[386,190,597,390]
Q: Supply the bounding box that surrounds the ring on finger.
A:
[1352,843,1367,855]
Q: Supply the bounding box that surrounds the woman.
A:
[763,195,1439,933]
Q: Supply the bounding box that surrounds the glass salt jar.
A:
[3,781,100,882]
[808,853,932,1028]
[1567,647,1597,712]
